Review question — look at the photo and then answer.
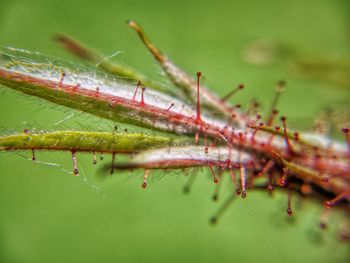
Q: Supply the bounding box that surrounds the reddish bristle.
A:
[221,84,244,102]
[140,87,146,105]
[132,80,141,101]
[95,86,100,97]
[325,191,350,208]
[208,165,219,184]
[194,132,199,145]
[266,81,284,126]
[196,72,202,123]
[110,152,116,174]
[267,109,279,127]
[267,133,275,147]
[92,151,97,165]
[71,150,79,176]
[287,189,293,216]
[58,72,66,89]
[246,99,260,116]
[31,149,36,161]
[212,173,223,201]
[281,116,294,155]
[183,173,197,194]
[259,160,274,177]
[267,171,274,192]
[342,127,350,156]
[240,166,247,198]
[142,169,149,189]
[229,169,241,195]
[280,167,289,187]
[166,103,175,111]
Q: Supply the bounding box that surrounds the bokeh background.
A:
[0,0,349,262]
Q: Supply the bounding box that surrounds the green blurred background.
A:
[0,0,349,262]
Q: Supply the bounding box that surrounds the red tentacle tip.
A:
[325,201,333,209]
[166,103,175,111]
[142,182,147,189]
[279,179,286,187]
[287,208,293,216]
[241,191,247,198]
[342,127,349,134]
